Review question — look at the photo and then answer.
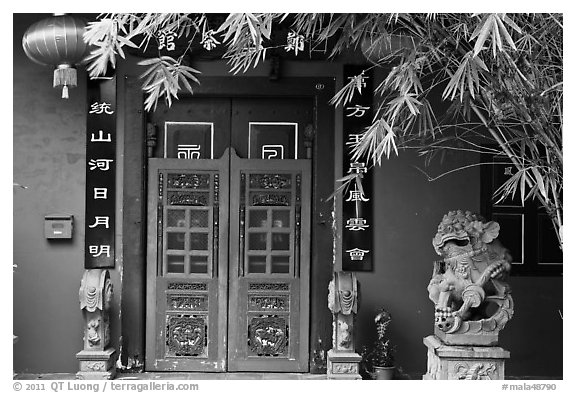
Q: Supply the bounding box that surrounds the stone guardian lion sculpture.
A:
[427,210,514,345]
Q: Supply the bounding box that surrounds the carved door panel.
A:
[146,156,229,371]
[227,152,311,372]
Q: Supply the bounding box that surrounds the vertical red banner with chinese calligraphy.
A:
[85,77,116,268]
[342,65,373,271]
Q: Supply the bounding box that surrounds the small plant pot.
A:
[372,366,395,380]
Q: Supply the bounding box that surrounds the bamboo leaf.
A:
[138,57,162,66]
[472,14,494,57]
[117,35,139,49]
[532,168,548,203]
[520,169,526,204]
[494,14,516,51]
[502,14,523,34]
[491,16,502,57]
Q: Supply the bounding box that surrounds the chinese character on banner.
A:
[89,216,110,229]
[285,31,305,55]
[91,130,112,142]
[346,248,370,261]
[89,245,111,258]
[93,188,108,199]
[345,105,370,118]
[346,217,369,231]
[345,184,369,202]
[348,162,368,174]
[89,102,114,115]
[347,72,369,92]
[88,159,113,171]
[345,133,364,149]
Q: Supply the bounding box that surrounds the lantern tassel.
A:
[53,66,77,99]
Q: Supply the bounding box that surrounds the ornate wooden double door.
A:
[145,97,312,372]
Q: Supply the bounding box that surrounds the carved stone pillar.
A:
[327,271,362,380]
[76,269,116,379]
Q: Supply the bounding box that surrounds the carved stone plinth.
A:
[327,349,362,380]
[76,269,116,380]
[76,348,117,380]
[423,335,509,380]
[327,272,361,380]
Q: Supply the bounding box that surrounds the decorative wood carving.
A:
[166,315,207,357]
[248,295,289,311]
[168,295,208,311]
[249,283,290,291]
[167,282,207,291]
[168,191,208,206]
[157,173,164,275]
[249,174,292,189]
[213,173,219,277]
[239,172,246,276]
[248,316,288,356]
[251,193,291,206]
[167,173,210,189]
[295,173,302,277]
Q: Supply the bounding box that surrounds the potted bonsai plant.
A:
[361,308,396,380]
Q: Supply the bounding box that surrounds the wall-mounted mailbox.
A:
[45,214,74,239]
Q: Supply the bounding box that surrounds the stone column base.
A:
[76,348,117,380]
[327,349,362,380]
[423,335,510,380]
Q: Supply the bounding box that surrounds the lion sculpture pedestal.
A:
[423,211,513,380]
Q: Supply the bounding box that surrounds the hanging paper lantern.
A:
[22,14,89,99]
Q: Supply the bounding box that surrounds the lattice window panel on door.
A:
[239,172,302,276]
[159,171,220,276]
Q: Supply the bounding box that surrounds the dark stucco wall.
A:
[13,13,87,372]
[354,149,482,376]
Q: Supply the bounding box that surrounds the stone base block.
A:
[327,349,362,380]
[76,348,117,380]
[423,335,509,380]
[435,326,499,346]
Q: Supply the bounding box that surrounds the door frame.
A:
[121,76,335,373]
